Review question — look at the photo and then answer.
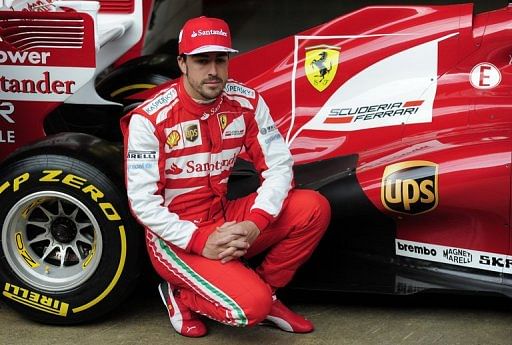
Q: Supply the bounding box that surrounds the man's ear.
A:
[177,56,187,75]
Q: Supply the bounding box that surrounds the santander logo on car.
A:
[0,50,51,65]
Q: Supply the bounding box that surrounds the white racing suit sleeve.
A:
[245,96,294,227]
[125,114,197,249]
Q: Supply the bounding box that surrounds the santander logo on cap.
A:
[179,16,238,55]
[190,29,228,38]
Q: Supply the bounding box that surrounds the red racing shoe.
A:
[158,282,207,337]
[264,296,314,333]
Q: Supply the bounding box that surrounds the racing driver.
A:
[121,16,331,337]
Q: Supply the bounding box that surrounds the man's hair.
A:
[178,52,230,75]
[179,52,230,61]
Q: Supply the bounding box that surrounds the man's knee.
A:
[290,189,331,229]
[237,285,273,327]
[309,190,331,219]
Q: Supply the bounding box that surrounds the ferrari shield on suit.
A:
[219,113,228,130]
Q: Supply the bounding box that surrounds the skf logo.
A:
[305,45,340,92]
[166,130,181,148]
[185,124,199,142]
[219,114,228,130]
[381,160,438,215]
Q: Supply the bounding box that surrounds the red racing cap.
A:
[178,16,238,55]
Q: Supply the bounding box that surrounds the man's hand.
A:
[201,221,260,263]
[217,221,260,263]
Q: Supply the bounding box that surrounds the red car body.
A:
[1,1,512,324]
[227,3,512,293]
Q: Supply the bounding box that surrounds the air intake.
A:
[98,0,134,14]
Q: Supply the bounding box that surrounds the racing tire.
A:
[95,53,179,106]
[0,154,141,324]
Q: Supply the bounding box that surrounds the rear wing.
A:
[0,0,144,105]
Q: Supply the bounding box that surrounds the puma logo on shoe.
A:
[158,282,207,337]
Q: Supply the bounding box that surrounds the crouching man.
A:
[121,16,331,337]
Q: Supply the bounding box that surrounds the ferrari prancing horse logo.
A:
[219,114,228,130]
[305,45,341,92]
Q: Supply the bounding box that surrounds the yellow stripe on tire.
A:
[110,84,156,98]
[72,225,127,313]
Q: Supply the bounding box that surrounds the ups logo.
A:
[185,124,199,142]
[381,161,438,215]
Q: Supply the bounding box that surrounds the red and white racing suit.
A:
[121,77,330,327]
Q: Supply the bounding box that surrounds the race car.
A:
[225,1,512,296]
[1,0,511,324]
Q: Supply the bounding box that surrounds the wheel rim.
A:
[2,191,103,292]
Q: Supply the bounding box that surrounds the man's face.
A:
[178,52,229,101]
